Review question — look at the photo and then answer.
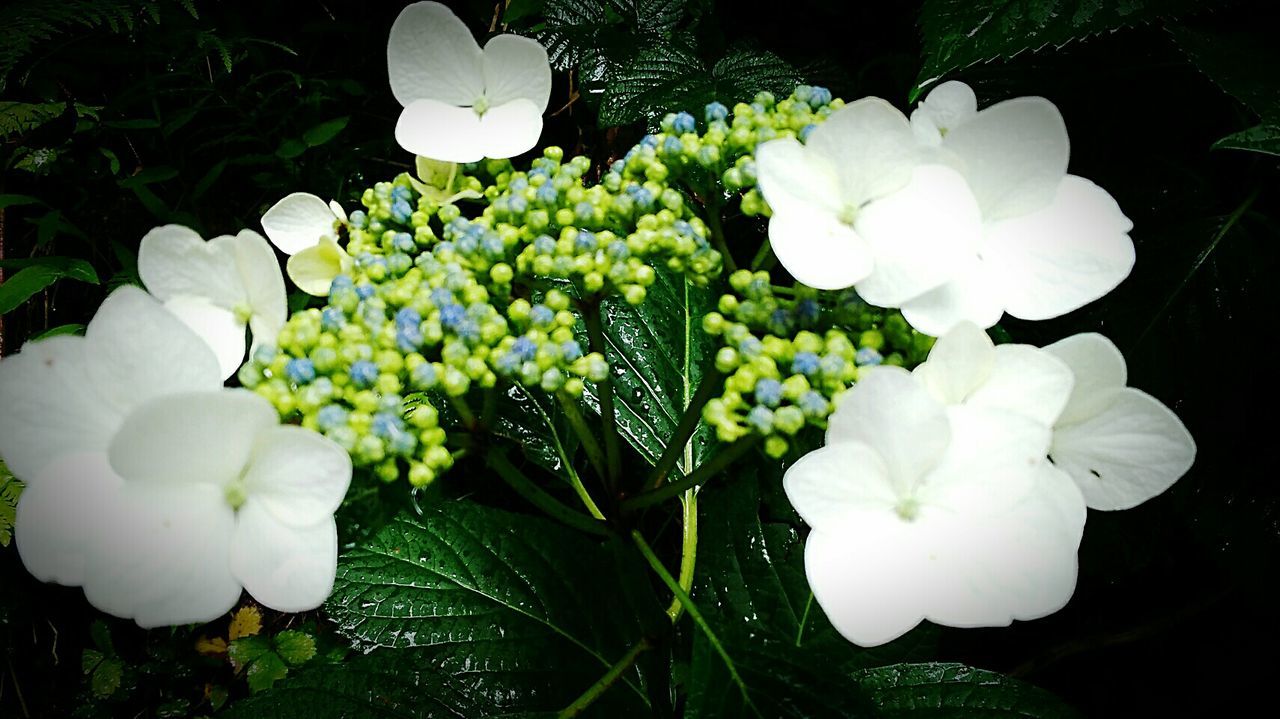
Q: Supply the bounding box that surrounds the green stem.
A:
[583,301,623,489]
[794,591,815,647]
[631,530,751,708]
[450,394,477,431]
[705,202,736,273]
[557,637,653,718]
[557,391,608,481]
[665,490,698,622]
[749,240,774,271]
[622,437,760,511]
[487,451,609,536]
[566,461,607,522]
[480,386,497,430]
[646,370,723,491]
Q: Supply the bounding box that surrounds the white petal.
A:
[482,34,552,111]
[805,97,917,206]
[826,367,949,492]
[913,320,995,405]
[108,390,278,488]
[329,200,348,224]
[287,236,354,297]
[755,137,843,218]
[1043,332,1127,425]
[478,98,544,160]
[1050,388,1196,510]
[243,426,352,528]
[943,96,1069,220]
[966,345,1075,427]
[396,99,486,163]
[768,209,873,290]
[138,225,245,308]
[853,164,983,307]
[783,442,896,530]
[163,295,247,380]
[916,81,977,133]
[84,482,240,628]
[0,338,115,481]
[983,175,1135,321]
[924,406,1052,516]
[900,258,1006,336]
[261,193,336,256]
[231,502,337,613]
[86,287,223,410]
[803,522,940,647]
[387,1,484,107]
[229,230,287,348]
[16,453,122,586]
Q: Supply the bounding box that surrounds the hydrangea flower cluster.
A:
[701,270,934,457]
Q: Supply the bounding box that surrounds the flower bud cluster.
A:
[609,87,844,221]
[701,271,934,458]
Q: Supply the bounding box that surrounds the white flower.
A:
[388,1,552,163]
[785,367,1085,647]
[261,192,355,296]
[755,98,981,300]
[76,389,351,626]
[897,82,1136,335]
[138,225,287,380]
[1043,333,1197,510]
[0,286,222,584]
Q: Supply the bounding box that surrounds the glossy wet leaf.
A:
[1213,124,1280,156]
[490,382,580,479]
[0,257,99,314]
[855,663,1079,718]
[1171,24,1280,155]
[246,651,289,693]
[0,460,19,547]
[325,503,664,714]
[686,468,937,716]
[583,266,718,475]
[274,630,316,666]
[914,0,1203,98]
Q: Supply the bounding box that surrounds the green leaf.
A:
[82,648,123,698]
[686,469,937,716]
[855,662,1081,718]
[504,0,545,23]
[273,631,316,666]
[914,0,1204,99]
[0,193,41,209]
[599,44,801,127]
[221,651,499,718]
[0,258,99,315]
[89,619,114,654]
[1213,124,1280,156]
[275,138,307,159]
[246,652,290,693]
[117,166,179,188]
[0,101,67,138]
[193,159,228,198]
[302,116,350,147]
[326,504,664,714]
[585,265,717,471]
[1,460,23,547]
[228,635,273,671]
[490,383,581,479]
[539,0,687,72]
[33,323,86,339]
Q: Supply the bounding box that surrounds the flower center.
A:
[224,478,248,510]
[472,95,490,117]
[894,496,921,522]
[837,203,859,227]
[233,302,254,324]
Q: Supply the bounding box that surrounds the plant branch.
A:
[622,437,760,511]
[665,490,699,622]
[582,300,623,489]
[631,530,751,708]
[557,636,652,718]
[646,369,722,490]
[487,450,609,536]
[705,200,736,273]
[557,391,608,481]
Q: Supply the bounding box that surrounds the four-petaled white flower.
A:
[138,225,287,380]
[756,98,982,298]
[0,287,351,627]
[261,192,355,296]
[896,82,1136,336]
[389,1,552,163]
[1043,333,1197,510]
[784,366,1086,647]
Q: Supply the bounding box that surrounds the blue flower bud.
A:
[705,101,729,123]
[738,336,764,358]
[561,340,583,361]
[799,390,829,417]
[371,411,405,438]
[391,185,412,202]
[746,405,774,433]
[512,336,537,361]
[317,404,349,432]
[391,198,413,224]
[439,304,466,328]
[355,284,376,300]
[430,287,454,307]
[791,351,820,376]
[285,358,316,385]
[393,232,416,253]
[754,378,783,408]
[799,123,817,142]
[348,210,367,229]
[672,111,697,134]
[529,304,555,328]
[809,86,833,108]
[330,274,354,291]
[411,362,438,389]
[856,347,883,366]
[396,307,422,328]
[349,360,379,387]
[574,230,598,252]
[252,345,277,365]
[536,183,558,205]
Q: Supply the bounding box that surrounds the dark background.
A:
[2,0,1276,716]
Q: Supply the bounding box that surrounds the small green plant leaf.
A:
[855,662,1081,718]
[273,630,316,666]
[245,652,289,693]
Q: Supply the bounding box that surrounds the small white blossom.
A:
[138,225,287,379]
[388,1,552,163]
[261,192,355,296]
[784,366,1085,647]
